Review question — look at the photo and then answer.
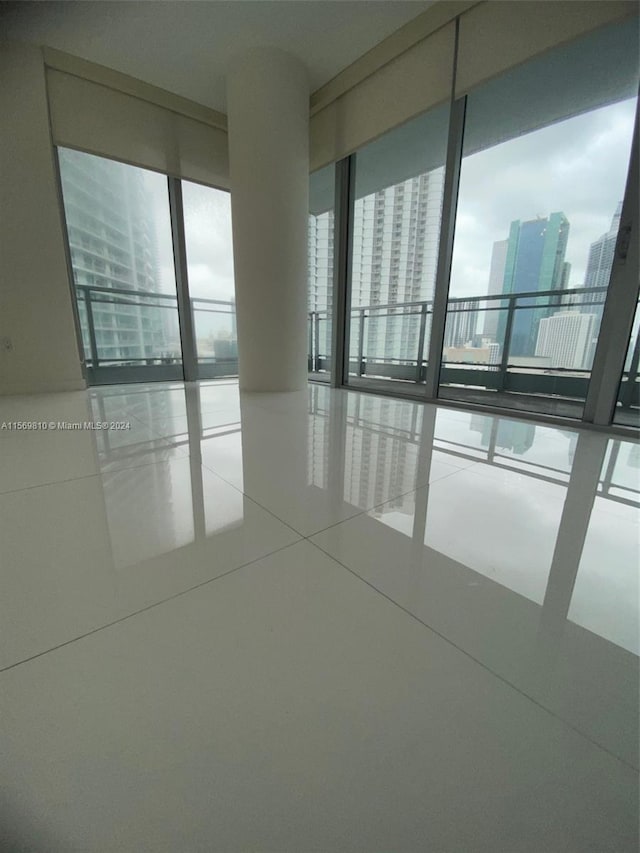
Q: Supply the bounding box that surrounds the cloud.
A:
[182,182,235,300]
[450,98,636,297]
[143,173,235,300]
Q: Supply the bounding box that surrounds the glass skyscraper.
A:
[496,212,570,357]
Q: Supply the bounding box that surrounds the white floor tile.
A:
[1,541,636,853]
[311,436,639,767]
[0,456,299,669]
[0,392,100,492]
[1,379,637,852]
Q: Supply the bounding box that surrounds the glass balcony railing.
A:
[440,286,609,410]
[308,286,626,413]
[307,309,332,375]
[76,285,240,378]
[76,284,182,368]
[191,296,238,378]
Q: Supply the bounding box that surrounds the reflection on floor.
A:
[0,380,638,852]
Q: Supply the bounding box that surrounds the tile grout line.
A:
[0,439,189,498]
[0,408,183,497]
[198,460,307,540]
[0,462,474,676]
[306,536,640,775]
[200,455,471,541]
[0,539,305,676]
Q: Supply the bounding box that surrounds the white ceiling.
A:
[1,0,434,113]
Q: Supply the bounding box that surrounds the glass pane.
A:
[58,148,181,371]
[347,101,450,389]
[441,17,639,418]
[182,181,237,379]
[308,164,335,380]
[613,297,640,427]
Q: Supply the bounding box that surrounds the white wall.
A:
[0,43,85,395]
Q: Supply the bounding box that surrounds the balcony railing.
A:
[76,285,239,378]
[308,286,639,409]
[191,295,238,378]
[75,283,637,410]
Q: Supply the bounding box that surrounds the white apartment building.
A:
[535,310,599,370]
[350,170,444,364]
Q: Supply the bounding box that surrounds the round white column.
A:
[226,48,310,392]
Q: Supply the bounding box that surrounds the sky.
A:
[144,174,235,345]
[181,181,235,302]
[145,173,235,301]
[449,97,637,298]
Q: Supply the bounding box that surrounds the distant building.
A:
[571,202,624,337]
[556,204,622,347]
[308,208,335,358]
[484,239,508,341]
[309,171,443,367]
[59,148,170,364]
[444,300,479,348]
[443,343,500,365]
[585,202,622,291]
[497,212,570,358]
[535,310,598,370]
[350,170,444,363]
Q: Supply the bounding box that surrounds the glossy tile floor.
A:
[1,380,638,852]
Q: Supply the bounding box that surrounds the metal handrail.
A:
[308,284,624,391]
[76,283,177,300]
[79,284,238,369]
[192,296,236,307]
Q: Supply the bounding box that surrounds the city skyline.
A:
[62,93,637,383]
[449,97,636,298]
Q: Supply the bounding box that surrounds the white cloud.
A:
[450,98,636,297]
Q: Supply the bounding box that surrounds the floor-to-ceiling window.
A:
[308,165,335,381]
[321,14,638,430]
[58,148,182,384]
[58,151,238,386]
[439,17,639,418]
[182,181,237,380]
[344,103,449,392]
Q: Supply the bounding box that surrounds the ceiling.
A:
[1,0,434,113]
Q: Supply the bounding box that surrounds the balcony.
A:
[308,286,639,422]
[76,285,239,383]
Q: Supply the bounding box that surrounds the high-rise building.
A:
[497,212,570,357]
[308,208,334,359]
[585,202,622,291]
[558,203,622,335]
[535,310,598,370]
[350,170,444,363]
[59,148,170,364]
[444,300,479,348]
[484,238,508,341]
